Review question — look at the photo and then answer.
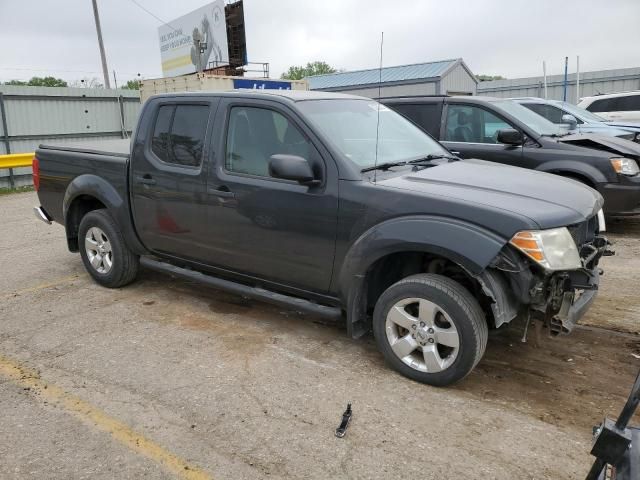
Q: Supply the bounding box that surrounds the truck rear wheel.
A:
[372,274,488,386]
[78,209,139,288]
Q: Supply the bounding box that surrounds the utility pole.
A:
[91,0,111,89]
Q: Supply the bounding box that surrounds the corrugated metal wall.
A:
[477,67,640,103]
[0,85,141,188]
[441,63,477,94]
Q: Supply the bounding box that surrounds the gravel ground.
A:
[1,191,639,479]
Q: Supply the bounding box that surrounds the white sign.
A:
[158,1,229,77]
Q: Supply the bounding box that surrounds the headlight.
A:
[510,227,581,271]
[610,157,640,176]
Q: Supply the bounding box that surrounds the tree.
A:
[281,61,337,80]
[476,75,506,82]
[122,79,141,90]
[70,77,104,89]
[4,76,67,87]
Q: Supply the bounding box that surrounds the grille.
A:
[568,215,598,248]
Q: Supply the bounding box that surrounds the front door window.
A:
[444,105,513,144]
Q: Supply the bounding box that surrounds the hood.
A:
[575,124,637,137]
[558,132,640,158]
[606,121,640,133]
[379,159,603,229]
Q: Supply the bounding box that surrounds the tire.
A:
[372,274,488,386]
[78,209,139,288]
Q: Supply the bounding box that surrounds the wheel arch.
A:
[337,216,509,338]
[63,174,146,254]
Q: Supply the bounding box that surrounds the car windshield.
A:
[493,100,564,136]
[556,101,608,123]
[297,99,450,169]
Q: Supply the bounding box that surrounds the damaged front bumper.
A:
[552,268,600,334]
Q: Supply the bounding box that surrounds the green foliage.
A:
[4,76,68,87]
[122,80,141,90]
[476,75,506,82]
[281,61,337,80]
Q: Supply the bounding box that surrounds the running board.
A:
[140,257,343,320]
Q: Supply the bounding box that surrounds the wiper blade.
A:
[361,161,408,172]
[408,154,459,164]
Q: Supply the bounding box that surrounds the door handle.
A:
[207,186,235,198]
[134,174,156,186]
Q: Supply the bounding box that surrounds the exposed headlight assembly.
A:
[510,227,581,271]
[610,157,640,176]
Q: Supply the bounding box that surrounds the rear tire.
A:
[372,274,488,386]
[78,209,139,288]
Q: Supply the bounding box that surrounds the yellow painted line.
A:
[0,152,34,169]
[0,355,212,480]
[3,274,80,299]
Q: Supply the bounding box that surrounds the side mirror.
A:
[496,128,524,146]
[561,114,578,130]
[269,154,319,185]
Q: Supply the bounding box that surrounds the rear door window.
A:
[587,98,614,112]
[150,104,209,167]
[615,94,640,112]
[388,103,442,137]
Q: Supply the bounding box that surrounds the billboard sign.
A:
[158,0,229,77]
[232,79,293,90]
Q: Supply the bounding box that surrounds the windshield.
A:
[556,101,607,123]
[493,100,564,136]
[297,99,449,169]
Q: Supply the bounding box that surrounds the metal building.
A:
[0,85,141,188]
[477,66,640,104]
[307,58,477,97]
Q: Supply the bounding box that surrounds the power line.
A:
[126,0,187,38]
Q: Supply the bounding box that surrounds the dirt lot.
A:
[1,191,639,479]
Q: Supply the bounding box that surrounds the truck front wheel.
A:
[373,274,488,386]
[78,209,139,288]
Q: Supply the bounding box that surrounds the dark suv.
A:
[382,96,640,216]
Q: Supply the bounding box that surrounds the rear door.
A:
[441,103,524,165]
[203,98,339,293]
[130,97,218,261]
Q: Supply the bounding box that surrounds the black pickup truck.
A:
[382,96,640,216]
[33,90,610,386]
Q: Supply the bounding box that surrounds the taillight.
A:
[32,157,40,191]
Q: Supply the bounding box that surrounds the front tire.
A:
[78,209,139,288]
[373,274,488,386]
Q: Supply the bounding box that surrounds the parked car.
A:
[382,95,640,216]
[33,90,610,386]
[578,91,640,123]
[512,97,640,142]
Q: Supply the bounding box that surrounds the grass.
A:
[0,185,34,196]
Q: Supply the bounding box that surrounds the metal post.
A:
[576,55,580,104]
[563,56,568,102]
[543,61,548,99]
[91,0,111,89]
[0,93,14,188]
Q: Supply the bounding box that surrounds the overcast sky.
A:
[0,0,639,85]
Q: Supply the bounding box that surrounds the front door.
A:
[204,100,339,293]
[130,99,216,261]
[441,103,524,166]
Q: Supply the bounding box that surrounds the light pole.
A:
[91,0,111,89]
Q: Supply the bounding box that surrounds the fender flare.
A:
[336,216,508,337]
[535,160,608,184]
[63,174,146,254]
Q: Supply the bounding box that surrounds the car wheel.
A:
[78,209,139,288]
[373,274,488,386]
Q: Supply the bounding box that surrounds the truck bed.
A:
[36,139,131,225]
